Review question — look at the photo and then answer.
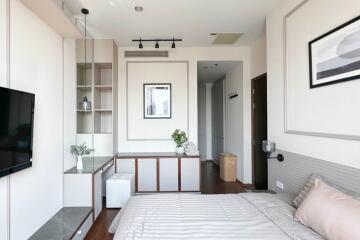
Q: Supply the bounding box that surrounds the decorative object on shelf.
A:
[78,8,92,111]
[183,142,199,156]
[132,38,182,49]
[172,129,188,154]
[70,143,95,170]
[144,83,171,119]
[309,15,360,88]
[262,140,284,162]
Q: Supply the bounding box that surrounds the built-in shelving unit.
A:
[76,39,118,156]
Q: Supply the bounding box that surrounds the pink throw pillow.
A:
[295,179,360,240]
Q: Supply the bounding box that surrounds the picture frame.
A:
[143,83,172,119]
[309,15,360,88]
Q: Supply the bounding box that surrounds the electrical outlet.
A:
[276,181,284,190]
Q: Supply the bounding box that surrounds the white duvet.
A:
[109,193,323,240]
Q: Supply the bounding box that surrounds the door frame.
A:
[251,73,267,186]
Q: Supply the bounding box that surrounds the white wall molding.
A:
[283,0,360,141]
[118,47,251,182]
[126,61,190,141]
[267,0,360,170]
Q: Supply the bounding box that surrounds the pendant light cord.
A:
[84,11,87,100]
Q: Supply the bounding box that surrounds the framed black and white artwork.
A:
[143,83,172,119]
[309,15,360,88]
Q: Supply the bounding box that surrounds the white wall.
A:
[0,0,6,87]
[197,82,207,160]
[0,1,9,238]
[211,79,224,163]
[127,62,188,140]
[250,34,267,78]
[205,83,213,160]
[118,47,251,165]
[0,0,64,239]
[267,0,360,169]
[225,63,250,182]
[63,39,77,171]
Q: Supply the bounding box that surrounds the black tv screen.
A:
[0,87,35,178]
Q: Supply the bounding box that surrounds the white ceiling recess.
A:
[64,0,281,47]
[198,61,241,83]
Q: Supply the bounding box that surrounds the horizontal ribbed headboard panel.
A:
[268,150,360,195]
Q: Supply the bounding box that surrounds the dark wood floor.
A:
[85,161,247,240]
[201,161,248,194]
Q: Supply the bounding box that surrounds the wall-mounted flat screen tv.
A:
[0,87,35,178]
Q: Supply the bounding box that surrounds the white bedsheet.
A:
[110,193,323,240]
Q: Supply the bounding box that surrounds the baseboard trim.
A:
[203,159,219,165]
[236,179,255,189]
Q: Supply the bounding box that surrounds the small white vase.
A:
[176,146,184,155]
[76,156,83,171]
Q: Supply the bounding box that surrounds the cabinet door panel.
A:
[93,134,113,156]
[159,158,178,191]
[181,158,200,191]
[102,162,115,196]
[116,158,135,174]
[94,171,102,219]
[73,212,93,240]
[138,158,157,192]
[64,174,92,207]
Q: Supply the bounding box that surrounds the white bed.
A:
[109,193,323,240]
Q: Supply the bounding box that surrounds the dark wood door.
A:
[252,74,268,189]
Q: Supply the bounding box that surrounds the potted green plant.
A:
[70,143,94,170]
[171,129,188,154]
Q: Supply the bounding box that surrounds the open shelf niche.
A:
[75,39,117,156]
[76,62,93,133]
[93,62,113,134]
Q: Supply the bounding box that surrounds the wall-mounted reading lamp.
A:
[262,140,284,162]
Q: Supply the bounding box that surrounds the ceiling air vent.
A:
[211,33,243,45]
[124,51,169,58]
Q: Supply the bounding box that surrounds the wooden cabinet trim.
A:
[135,158,138,192]
[178,158,181,191]
[156,158,160,192]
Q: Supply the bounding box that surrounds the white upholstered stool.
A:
[106,173,135,208]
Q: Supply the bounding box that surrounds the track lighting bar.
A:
[132,38,183,42]
[132,38,182,49]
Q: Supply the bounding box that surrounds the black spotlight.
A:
[155,40,159,48]
[171,38,176,48]
[139,39,143,49]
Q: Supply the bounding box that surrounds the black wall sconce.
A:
[228,91,238,99]
[132,38,183,49]
[262,140,284,162]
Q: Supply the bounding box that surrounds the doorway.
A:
[251,73,268,189]
[197,61,241,163]
[197,62,225,163]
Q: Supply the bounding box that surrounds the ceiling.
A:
[64,0,281,47]
[198,61,241,83]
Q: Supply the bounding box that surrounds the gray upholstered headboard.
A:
[268,150,360,194]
